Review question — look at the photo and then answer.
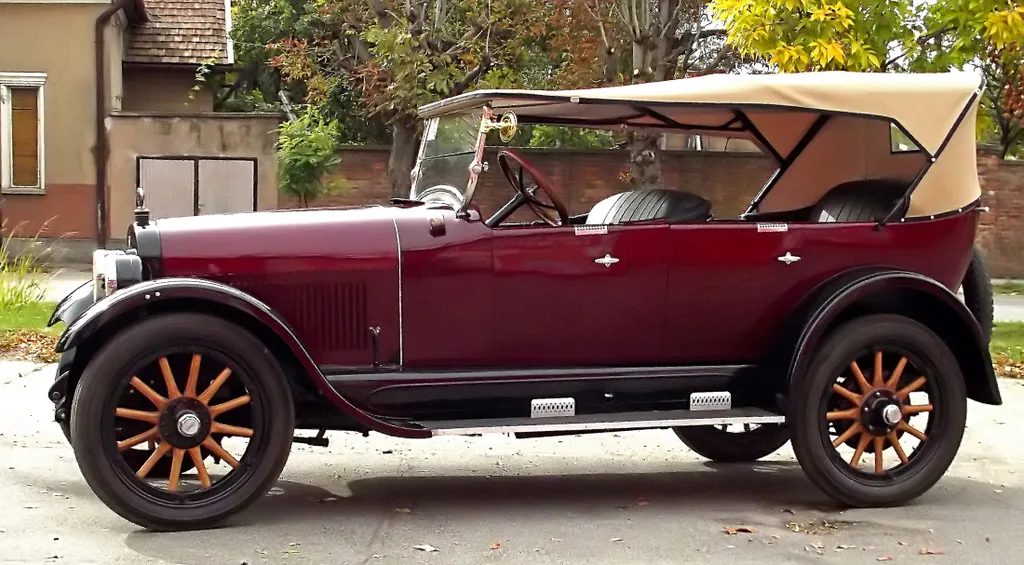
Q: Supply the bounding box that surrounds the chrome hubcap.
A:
[881,404,902,426]
[177,412,201,437]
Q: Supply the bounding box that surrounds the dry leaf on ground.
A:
[724,526,757,535]
[489,543,501,550]
[0,331,58,363]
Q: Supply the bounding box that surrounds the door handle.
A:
[777,252,801,265]
[594,254,620,267]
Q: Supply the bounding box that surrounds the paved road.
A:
[2,361,1024,564]
[38,271,1024,322]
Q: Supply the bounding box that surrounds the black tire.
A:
[790,314,967,508]
[961,245,993,344]
[70,312,295,531]
[673,424,789,462]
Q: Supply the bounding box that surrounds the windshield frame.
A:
[410,106,494,215]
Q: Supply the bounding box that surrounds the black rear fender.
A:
[782,270,1000,406]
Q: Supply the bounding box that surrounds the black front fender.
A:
[48,281,94,329]
[54,277,431,439]
[787,270,1001,406]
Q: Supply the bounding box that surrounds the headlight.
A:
[92,249,143,300]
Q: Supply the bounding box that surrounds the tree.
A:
[230,0,390,144]
[548,1,739,189]
[710,0,1024,155]
[268,0,561,197]
[980,42,1024,158]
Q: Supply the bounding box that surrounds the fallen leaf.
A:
[489,543,501,550]
[919,548,944,555]
[724,526,757,535]
[393,507,412,513]
[0,331,59,363]
[413,544,439,553]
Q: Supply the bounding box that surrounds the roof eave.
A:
[123,0,149,24]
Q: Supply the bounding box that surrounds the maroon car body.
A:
[46,71,1001,530]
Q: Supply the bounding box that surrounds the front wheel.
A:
[790,314,967,507]
[70,313,295,531]
[673,424,789,462]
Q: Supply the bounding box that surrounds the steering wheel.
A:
[497,149,570,226]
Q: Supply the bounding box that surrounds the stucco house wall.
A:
[107,113,281,236]
[0,2,125,240]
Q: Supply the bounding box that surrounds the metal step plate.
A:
[420,408,785,437]
[531,397,576,418]
[690,391,731,411]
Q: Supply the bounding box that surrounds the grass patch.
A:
[993,281,1024,295]
[992,322,1024,363]
[0,301,59,334]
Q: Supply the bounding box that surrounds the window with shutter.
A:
[1,72,46,194]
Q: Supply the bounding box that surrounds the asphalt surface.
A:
[1,360,1024,565]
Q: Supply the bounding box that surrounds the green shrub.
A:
[276,109,349,207]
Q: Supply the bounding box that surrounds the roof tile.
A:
[124,0,230,65]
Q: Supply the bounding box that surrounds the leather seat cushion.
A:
[586,189,712,225]
[811,179,911,223]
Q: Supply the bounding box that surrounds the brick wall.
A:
[283,145,1024,278]
[977,145,1024,279]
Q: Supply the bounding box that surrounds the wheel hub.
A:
[860,388,902,435]
[159,397,211,449]
[177,413,202,437]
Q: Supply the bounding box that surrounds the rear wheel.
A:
[790,314,966,507]
[70,313,294,531]
[673,424,789,462]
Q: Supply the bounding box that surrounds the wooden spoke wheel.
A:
[790,314,967,508]
[70,313,294,531]
[112,353,254,495]
[673,423,790,463]
[825,350,933,476]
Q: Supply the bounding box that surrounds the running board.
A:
[417,408,785,437]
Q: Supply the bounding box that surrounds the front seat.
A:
[586,189,712,225]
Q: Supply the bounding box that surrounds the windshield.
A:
[409,109,486,204]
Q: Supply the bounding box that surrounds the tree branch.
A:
[449,54,493,96]
[883,25,955,69]
[367,0,393,28]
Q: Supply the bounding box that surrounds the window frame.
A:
[0,71,46,194]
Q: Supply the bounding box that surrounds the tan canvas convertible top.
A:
[418,72,983,218]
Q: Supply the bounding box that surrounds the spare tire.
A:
[960,245,993,344]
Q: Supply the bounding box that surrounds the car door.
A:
[662,221,808,364]
[490,222,669,367]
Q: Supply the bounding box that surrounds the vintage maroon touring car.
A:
[47,71,999,530]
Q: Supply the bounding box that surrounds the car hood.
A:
[151,203,445,277]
